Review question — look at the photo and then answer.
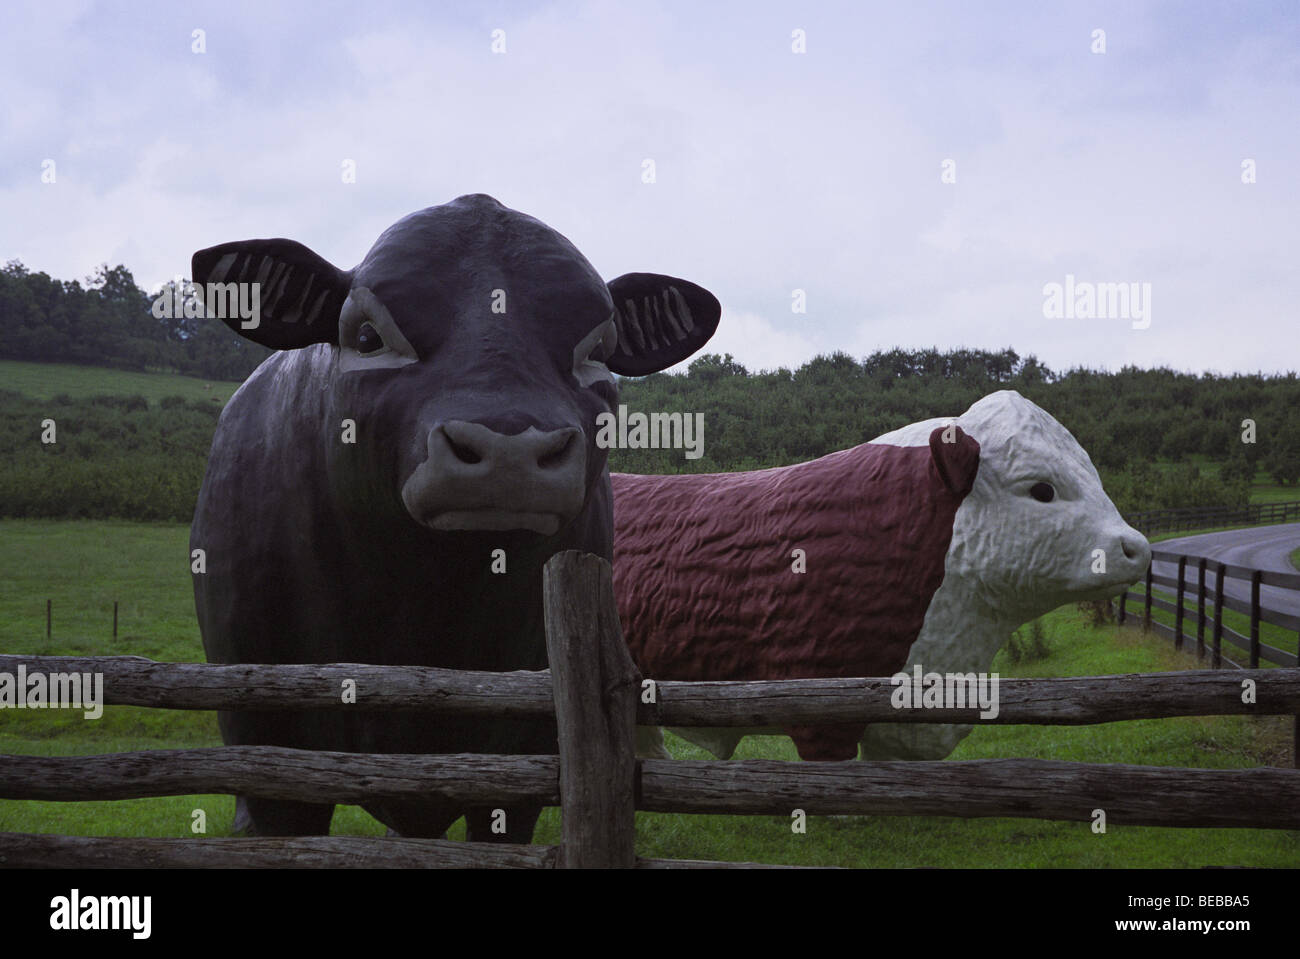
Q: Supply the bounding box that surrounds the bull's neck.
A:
[911,570,1021,675]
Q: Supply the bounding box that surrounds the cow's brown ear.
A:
[928,425,980,496]
[605,273,720,376]
[191,239,351,350]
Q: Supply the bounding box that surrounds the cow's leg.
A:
[217,709,335,836]
[788,724,864,761]
[362,801,461,840]
[239,796,335,836]
[465,804,542,844]
[636,724,673,759]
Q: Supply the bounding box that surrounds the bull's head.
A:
[193,194,719,538]
[945,390,1152,620]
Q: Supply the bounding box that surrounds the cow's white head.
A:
[950,390,1149,621]
[877,390,1150,625]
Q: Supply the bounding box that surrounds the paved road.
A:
[1146,522,1300,619]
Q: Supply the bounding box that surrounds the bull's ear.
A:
[191,239,351,350]
[928,424,981,496]
[605,273,721,376]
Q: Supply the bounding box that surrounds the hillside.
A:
[0,359,242,407]
[0,354,1294,522]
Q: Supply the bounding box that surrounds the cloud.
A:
[0,0,1296,374]
[680,308,820,375]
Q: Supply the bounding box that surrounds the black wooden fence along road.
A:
[1125,500,1300,537]
[1116,549,1300,671]
[3,552,1300,869]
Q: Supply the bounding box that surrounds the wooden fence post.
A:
[1212,563,1225,670]
[543,550,639,869]
[1117,590,1127,625]
[1196,558,1207,661]
[1174,556,1187,651]
[1143,565,1153,631]
[1249,570,1262,669]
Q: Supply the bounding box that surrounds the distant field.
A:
[1,518,1296,866]
[1150,454,1296,506]
[0,360,242,406]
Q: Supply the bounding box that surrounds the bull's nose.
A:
[402,420,587,535]
[1119,530,1151,568]
[439,420,578,473]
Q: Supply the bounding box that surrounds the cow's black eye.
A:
[356,322,385,354]
[1030,482,1055,503]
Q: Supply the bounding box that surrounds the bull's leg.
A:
[635,724,673,759]
[217,709,336,836]
[465,804,542,844]
[231,795,254,834]
[238,796,336,836]
[362,801,461,839]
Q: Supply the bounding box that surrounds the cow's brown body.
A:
[613,428,980,760]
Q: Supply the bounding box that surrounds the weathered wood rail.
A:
[1113,545,1300,769]
[4,656,1297,726]
[4,551,1300,868]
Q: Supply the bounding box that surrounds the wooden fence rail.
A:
[1116,548,1300,670]
[1124,500,1300,536]
[4,550,1300,869]
[3,751,1295,830]
[4,655,1300,725]
[1114,545,1300,770]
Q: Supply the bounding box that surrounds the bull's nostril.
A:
[537,433,573,470]
[445,434,482,465]
[1121,539,1137,561]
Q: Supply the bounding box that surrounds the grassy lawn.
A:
[1150,455,1299,506]
[1291,547,1300,572]
[1122,590,1297,664]
[0,359,241,407]
[1248,482,1300,505]
[2,519,1296,865]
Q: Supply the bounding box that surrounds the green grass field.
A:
[0,359,242,407]
[1,519,1296,866]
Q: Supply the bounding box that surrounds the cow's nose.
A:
[438,421,580,475]
[401,420,588,535]
[1119,529,1150,568]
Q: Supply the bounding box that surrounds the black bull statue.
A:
[190,194,720,840]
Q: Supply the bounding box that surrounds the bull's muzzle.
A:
[401,420,587,536]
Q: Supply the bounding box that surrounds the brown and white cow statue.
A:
[613,421,981,761]
[613,390,1150,762]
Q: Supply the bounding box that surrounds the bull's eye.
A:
[1030,482,1056,503]
[356,322,384,355]
[572,318,618,391]
[337,287,418,373]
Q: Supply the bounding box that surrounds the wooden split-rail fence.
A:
[3,551,1300,868]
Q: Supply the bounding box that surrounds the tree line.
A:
[1,259,1297,522]
[0,260,271,381]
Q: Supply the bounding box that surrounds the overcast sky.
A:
[2,0,1297,375]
